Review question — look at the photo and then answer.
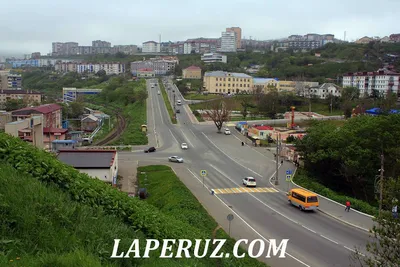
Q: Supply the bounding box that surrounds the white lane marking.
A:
[168,129,179,144]
[186,168,311,267]
[180,129,194,148]
[207,163,363,254]
[320,235,339,245]
[344,246,365,257]
[302,226,316,234]
[202,132,263,178]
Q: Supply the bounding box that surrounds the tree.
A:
[69,101,85,118]
[352,178,400,267]
[341,87,360,102]
[96,69,107,77]
[4,99,25,111]
[240,97,255,119]
[206,99,232,133]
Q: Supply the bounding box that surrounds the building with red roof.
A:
[183,65,202,79]
[11,103,67,148]
[248,125,274,140]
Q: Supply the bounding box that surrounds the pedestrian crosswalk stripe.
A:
[212,187,278,195]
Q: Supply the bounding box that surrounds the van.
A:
[287,188,319,211]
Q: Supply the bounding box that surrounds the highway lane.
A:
[199,126,372,253]
[147,79,369,266]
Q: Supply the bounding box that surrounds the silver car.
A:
[168,156,184,163]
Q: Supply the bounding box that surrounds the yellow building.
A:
[203,71,253,94]
[278,81,296,92]
[182,65,202,79]
[253,78,279,93]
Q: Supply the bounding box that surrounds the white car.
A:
[242,177,257,187]
[181,143,188,149]
[168,156,184,163]
[158,91,160,95]
[224,128,231,135]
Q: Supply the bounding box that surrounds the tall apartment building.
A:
[220,31,237,52]
[142,41,161,53]
[52,42,79,56]
[75,63,126,75]
[203,71,253,94]
[114,45,138,55]
[342,68,400,97]
[0,71,22,89]
[274,34,335,52]
[226,27,242,49]
[92,40,111,47]
[131,59,177,76]
[183,38,219,54]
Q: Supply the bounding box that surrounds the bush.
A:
[293,169,379,216]
[0,134,267,266]
[137,165,267,267]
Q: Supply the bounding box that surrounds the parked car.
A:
[144,147,156,153]
[176,109,180,113]
[168,156,184,163]
[158,91,160,95]
[242,177,257,187]
[181,143,188,149]
[224,128,231,135]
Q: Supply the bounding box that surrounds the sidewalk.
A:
[251,145,376,232]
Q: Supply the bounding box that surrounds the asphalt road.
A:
[137,78,372,267]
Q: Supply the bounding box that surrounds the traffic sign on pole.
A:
[200,170,207,177]
[286,174,292,181]
[286,170,292,175]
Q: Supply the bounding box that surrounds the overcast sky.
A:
[1,0,399,57]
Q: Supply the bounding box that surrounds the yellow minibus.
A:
[287,188,319,211]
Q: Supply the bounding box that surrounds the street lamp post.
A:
[379,153,384,216]
[275,133,280,185]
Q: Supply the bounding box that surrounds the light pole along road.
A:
[140,78,372,267]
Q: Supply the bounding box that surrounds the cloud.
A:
[0,0,399,55]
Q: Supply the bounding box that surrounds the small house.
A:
[81,114,99,132]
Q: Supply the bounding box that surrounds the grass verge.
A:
[0,163,148,266]
[158,79,177,124]
[137,165,268,267]
[110,101,148,145]
[192,110,205,122]
[293,169,379,216]
[184,93,222,100]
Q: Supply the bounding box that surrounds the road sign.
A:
[227,214,234,221]
[200,170,207,176]
[286,174,292,181]
[286,170,292,175]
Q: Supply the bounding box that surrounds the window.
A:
[292,192,306,202]
[307,196,318,203]
[216,83,218,86]
[228,78,231,81]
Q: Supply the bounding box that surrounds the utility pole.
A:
[379,153,384,216]
[275,133,280,185]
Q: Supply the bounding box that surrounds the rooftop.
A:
[12,103,62,115]
[43,127,68,134]
[184,65,201,70]
[57,150,116,168]
[253,78,278,84]
[0,89,42,95]
[204,71,252,78]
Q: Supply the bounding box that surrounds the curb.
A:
[291,178,375,218]
[317,209,371,233]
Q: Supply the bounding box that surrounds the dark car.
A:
[144,147,156,153]
[176,109,180,113]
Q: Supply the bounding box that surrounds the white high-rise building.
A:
[142,41,161,53]
[220,31,237,52]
